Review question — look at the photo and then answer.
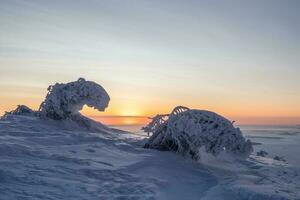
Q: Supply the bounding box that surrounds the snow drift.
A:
[39,78,110,120]
[143,106,253,160]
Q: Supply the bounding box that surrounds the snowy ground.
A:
[1,115,300,200]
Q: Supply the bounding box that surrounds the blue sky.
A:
[0,0,299,124]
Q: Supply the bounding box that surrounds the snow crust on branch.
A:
[39,78,110,120]
[143,106,253,160]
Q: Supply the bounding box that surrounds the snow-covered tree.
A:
[143,106,253,160]
[39,78,110,120]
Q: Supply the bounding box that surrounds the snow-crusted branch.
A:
[39,78,110,120]
[143,106,253,160]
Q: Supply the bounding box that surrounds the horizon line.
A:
[88,115,300,126]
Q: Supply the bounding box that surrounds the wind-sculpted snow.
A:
[143,106,253,160]
[39,78,110,120]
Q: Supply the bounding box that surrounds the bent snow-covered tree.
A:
[39,78,110,120]
[143,106,253,160]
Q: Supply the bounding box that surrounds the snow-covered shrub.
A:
[2,105,35,119]
[143,106,253,160]
[8,105,34,115]
[39,78,110,120]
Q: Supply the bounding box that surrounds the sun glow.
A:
[119,104,142,117]
[90,116,150,126]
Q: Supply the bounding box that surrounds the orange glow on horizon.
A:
[1,99,299,126]
[90,116,150,126]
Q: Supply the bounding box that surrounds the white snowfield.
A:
[0,114,300,200]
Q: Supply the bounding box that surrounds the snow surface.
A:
[1,115,300,200]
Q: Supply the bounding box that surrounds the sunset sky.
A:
[0,0,299,125]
